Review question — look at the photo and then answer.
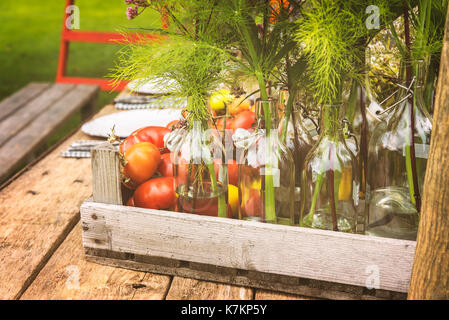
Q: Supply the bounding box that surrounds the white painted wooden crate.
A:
[80,143,416,300]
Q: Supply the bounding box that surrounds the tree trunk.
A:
[408,6,449,300]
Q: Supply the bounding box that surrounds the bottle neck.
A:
[256,99,279,130]
[397,60,428,113]
[321,104,341,138]
[399,60,425,94]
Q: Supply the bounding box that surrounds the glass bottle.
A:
[300,104,361,233]
[366,60,432,240]
[172,119,229,218]
[278,90,317,225]
[237,98,295,225]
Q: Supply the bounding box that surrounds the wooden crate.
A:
[80,143,416,300]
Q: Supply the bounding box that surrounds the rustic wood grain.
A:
[166,277,253,300]
[0,84,75,147]
[408,6,449,300]
[21,223,171,300]
[81,200,416,293]
[91,143,123,205]
[0,83,51,122]
[255,290,313,300]
[84,248,401,299]
[0,84,99,183]
[0,104,118,299]
[0,95,253,300]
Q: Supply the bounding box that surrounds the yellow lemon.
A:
[210,89,234,111]
[228,184,239,217]
[338,168,352,201]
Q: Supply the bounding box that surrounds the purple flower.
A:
[126,6,139,20]
[125,1,150,19]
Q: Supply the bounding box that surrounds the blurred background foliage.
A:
[0,0,160,146]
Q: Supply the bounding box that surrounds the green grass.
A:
[0,0,160,100]
[0,0,160,168]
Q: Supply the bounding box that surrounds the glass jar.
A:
[172,120,229,218]
[279,93,317,225]
[237,98,295,225]
[366,60,432,240]
[300,104,361,233]
[345,76,386,200]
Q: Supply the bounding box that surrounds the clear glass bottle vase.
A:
[366,60,432,240]
[237,98,295,225]
[345,77,384,200]
[172,120,229,218]
[300,104,361,233]
[278,89,317,225]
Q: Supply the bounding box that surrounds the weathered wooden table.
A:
[0,96,310,300]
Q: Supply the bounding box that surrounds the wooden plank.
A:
[91,143,123,205]
[0,84,99,183]
[21,223,171,300]
[255,290,313,300]
[81,200,416,294]
[0,104,118,300]
[84,246,403,299]
[0,83,51,122]
[0,84,75,147]
[166,277,253,300]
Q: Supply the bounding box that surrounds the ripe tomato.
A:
[242,189,262,217]
[134,177,175,210]
[166,120,180,131]
[158,153,174,177]
[126,196,135,207]
[123,142,161,187]
[228,99,251,115]
[175,157,190,187]
[120,126,170,155]
[215,118,232,131]
[230,110,256,131]
[213,159,239,186]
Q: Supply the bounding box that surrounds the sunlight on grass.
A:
[0,0,161,168]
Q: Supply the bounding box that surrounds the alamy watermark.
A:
[366,5,380,30]
[66,5,80,30]
[365,265,380,290]
[66,265,80,290]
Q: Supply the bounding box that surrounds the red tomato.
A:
[166,120,179,131]
[213,159,238,186]
[158,153,174,177]
[126,196,135,207]
[175,157,190,186]
[243,189,262,217]
[229,99,251,115]
[123,142,161,187]
[178,191,230,217]
[120,126,170,155]
[230,111,256,131]
[215,118,232,131]
[179,197,219,216]
[134,177,175,210]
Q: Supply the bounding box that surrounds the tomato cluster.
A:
[212,98,256,132]
[121,102,258,216]
[121,126,176,210]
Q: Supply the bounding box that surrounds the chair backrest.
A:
[56,0,163,91]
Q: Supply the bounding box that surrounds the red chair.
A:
[56,0,161,91]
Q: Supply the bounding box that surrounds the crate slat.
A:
[81,199,416,295]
